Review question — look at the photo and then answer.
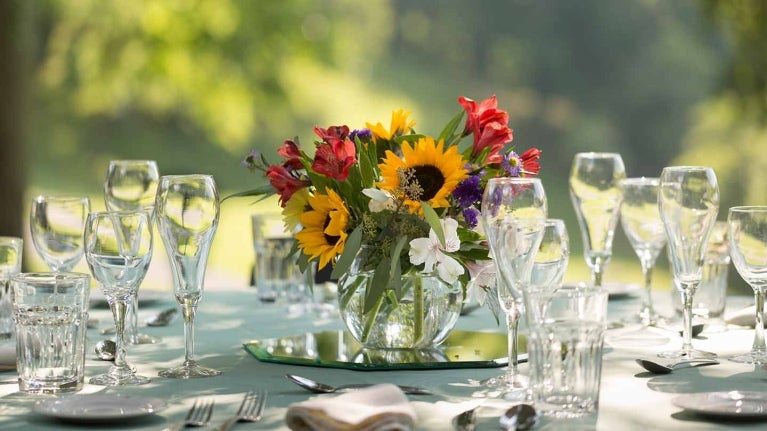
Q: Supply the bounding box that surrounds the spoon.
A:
[635,358,719,374]
[452,407,477,431]
[285,373,432,395]
[500,404,538,430]
[678,323,705,338]
[146,307,178,327]
[95,339,116,361]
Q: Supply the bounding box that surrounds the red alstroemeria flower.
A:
[458,95,514,162]
[475,121,514,164]
[312,138,357,181]
[278,139,303,170]
[266,165,309,207]
[520,148,541,176]
[313,125,350,143]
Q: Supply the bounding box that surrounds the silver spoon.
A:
[95,339,116,361]
[500,404,538,430]
[146,307,178,327]
[285,373,432,395]
[635,358,719,374]
[452,407,477,431]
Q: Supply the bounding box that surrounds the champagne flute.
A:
[529,219,569,294]
[658,166,719,359]
[569,153,625,287]
[727,206,767,364]
[481,177,547,396]
[155,174,221,378]
[104,160,160,345]
[30,196,90,272]
[620,177,667,325]
[85,210,153,386]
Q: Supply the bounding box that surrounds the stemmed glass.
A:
[155,174,221,378]
[30,196,90,272]
[658,166,719,359]
[727,206,767,364]
[529,219,569,294]
[104,160,160,345]
[620,178,667,326]
[481,177,547,396]
[84,210,153,386]
[569,153,625,287]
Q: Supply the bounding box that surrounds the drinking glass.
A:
[620,177,667,325]
[155,174,221,378]
[529,219,569,294]
[104,160,160,345]
[481,177,547,396]
[658,166,719,359]
[569,153,625,287]
[30,196,90,272]
[0,237,23,339]
[727,206,767,364]
[84,210,153,385]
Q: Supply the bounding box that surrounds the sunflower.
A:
[281,188,310,234]
[366,109,415,141]
[295,189,350,269]
[378,136,468,213]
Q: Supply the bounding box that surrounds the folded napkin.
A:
[285,383,417,431]
[725,305,764,327]
[0,342,15,371]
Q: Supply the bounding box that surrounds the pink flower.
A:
[313,125,350,143]
[278,139,303,170]
[266,165,309,207]
[458,95,514,163]
[312,138,357,181]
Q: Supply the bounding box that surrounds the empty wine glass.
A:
[30,196,90,272]
[481,177,547,397]
[727,206,767,364]
[620,177,667,326]
[155,174,221,378]
[569,153,625,287]
[85,210,153,386]
[658,166,719,360]
[104,160,160,345]
[529,219,569,294]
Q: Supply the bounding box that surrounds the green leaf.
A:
[364,257,391,313]
[221,184,275,202]
[438,110,465,144]
[394,134,426,145]
[421,202,445,247]
[331,226,363,279]
[457,227,482,243]
[338,275,365,310]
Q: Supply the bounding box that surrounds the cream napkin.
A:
[725,305,764,327]
[0,342,15,371]
[285,383,417,431]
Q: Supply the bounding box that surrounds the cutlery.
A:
[163,398,215,431]
[94,339,116,361]
[500,404,537,430]
[635,358,719,374]
[452,407,477,431]
[285,373,432,395]
[213,389,267,431]
[146,307,178,327]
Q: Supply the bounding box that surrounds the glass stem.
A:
[182,305,196,364]
[129,294,139,343]
[752,288,766,354]
[679,282,697,354]
[506,306,520,380]
[639,258,655,325]
[591,258,604,287]
[110,299,130,371]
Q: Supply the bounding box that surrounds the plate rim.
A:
[672,391,767,418]
[33,393,168,421]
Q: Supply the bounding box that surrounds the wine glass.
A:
[658,166,719,359]
[569,153,625,287]
[84,210,153,386]
[104,160,160,345]
[529,219,569,294]
[481,177,547,397]
[30,196,90,272]
[155,174,221,378]
[727,206,767,364]
[620,177,667,326]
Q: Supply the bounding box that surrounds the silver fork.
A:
[164,398,215,431]
[213,389,268,431]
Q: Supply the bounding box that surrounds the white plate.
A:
[89,289,167,307]
[672,391,767,419]
[33,394,168,422]
[563,282,641,299]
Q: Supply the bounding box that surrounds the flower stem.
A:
[414,276,424,344]
[361,295,384,343]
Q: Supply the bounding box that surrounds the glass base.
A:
[129,333,162,344]
[483,371,527,390]
[89,372,150,386]
[606,327,669,348]
[658,348,717,360]
[729,351,767,365]
[159,361,222,379]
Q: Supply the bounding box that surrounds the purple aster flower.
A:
[241,150,261,172]
[349,128,373,143]
[502,151,522,177]
[463,207,479,228]
[452,175,483,208]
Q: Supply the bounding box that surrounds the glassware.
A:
[155,174,221,378]
[84,210,153,385]
[104,160,160,345]
[619,177,667,325]
[569,153,625,287]
[30,196,90,272]
[727,206,767,364]
[481,177,547,397]
[0,237,23,339]
[529,219,569,294]
[658,166,719,360]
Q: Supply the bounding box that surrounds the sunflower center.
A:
[411,165,445,201]
[322,216,340,246]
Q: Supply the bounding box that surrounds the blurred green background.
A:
[2,0,766,294]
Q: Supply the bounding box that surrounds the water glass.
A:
[0,237,23,338]
[529,219,569,294]
[525,284,608,418]
[11,272,90,394]
[30,196,90,272]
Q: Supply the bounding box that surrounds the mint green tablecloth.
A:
[0,289,765,430]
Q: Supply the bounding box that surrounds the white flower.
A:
[362,188,396,212]
[409,217,464,283]
[465,260,496,305]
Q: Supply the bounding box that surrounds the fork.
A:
[213,389,268,431]
[164,398,215,431]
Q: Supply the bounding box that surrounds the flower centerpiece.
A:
[240,95,541,349]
